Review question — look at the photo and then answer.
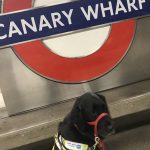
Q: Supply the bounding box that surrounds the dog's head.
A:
[71,92,114,139]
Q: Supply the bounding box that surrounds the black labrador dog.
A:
[49,92,114,150]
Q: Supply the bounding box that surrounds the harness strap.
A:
[54,133,89,150]
[98,141,105,150]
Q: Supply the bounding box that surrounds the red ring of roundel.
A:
[3,0,136,83]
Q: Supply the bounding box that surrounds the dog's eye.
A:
[92,105,99,116]
[77,105,81,111]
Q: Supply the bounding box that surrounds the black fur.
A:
[50,92,113,150]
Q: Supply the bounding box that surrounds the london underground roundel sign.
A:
[3,0,136,83]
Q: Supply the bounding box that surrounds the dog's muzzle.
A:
[87,112,108,137]
[87,112,109,150]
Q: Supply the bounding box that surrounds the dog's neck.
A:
[58,115,95,147]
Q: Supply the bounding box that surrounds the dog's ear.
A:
[70,99,86,132]
[95,93,106,103]
[95,93,110,113]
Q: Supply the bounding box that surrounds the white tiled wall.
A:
[0,89,5,108]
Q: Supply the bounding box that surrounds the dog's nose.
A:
[107,124,113,132]
[107,124,115,135]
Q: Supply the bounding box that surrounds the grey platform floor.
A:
[106,124,150,150]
